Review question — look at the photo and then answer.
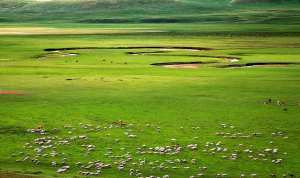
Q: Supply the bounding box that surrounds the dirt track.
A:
[0,173,39,178]
[0,91,26,95]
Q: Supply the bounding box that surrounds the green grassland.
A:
[1,28,300,178]
[1,0,300,177]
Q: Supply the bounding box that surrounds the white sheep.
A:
[23,156,30,161]
[128,135,136,138]
[55,168,66,173]
[136,173,142,176]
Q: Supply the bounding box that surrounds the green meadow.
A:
[1,0,300,177]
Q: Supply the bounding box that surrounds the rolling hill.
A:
[0,0,299,24]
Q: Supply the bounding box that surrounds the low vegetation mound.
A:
[230,0,295,3]
[0,0,299,24]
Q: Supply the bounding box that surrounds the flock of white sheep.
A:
[9,122,294,177]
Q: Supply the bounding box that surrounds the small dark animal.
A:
[181,159,187,163]
[103,59,106,61]
[76,61,78,62]
[288,174,295,178]
[65,61,68,62]
[124,62,127,65]
[283,109,287,111]
[282,102,285,106]
[269,98,272,102]
[269,174,276,177]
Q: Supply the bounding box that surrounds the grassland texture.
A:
[0,26,300,177]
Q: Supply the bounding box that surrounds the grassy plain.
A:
[0,0,300,177]
[0,23,300,177]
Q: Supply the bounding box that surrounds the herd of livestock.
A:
[9,122,295,177]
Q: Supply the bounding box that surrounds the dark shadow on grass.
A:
[44,47,214,51]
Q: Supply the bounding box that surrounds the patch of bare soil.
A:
[0,173,39,178]
[0,91,27,95]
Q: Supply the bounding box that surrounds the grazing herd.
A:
[8,121,295,177]
[264,99,300,111]
[264,99,300,107]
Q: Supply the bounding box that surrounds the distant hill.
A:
[0,0,299,24]
[230,0,295,3]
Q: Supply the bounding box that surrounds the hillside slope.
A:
[0,0,299,24]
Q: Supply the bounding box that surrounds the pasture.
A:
[0,23,300,178]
